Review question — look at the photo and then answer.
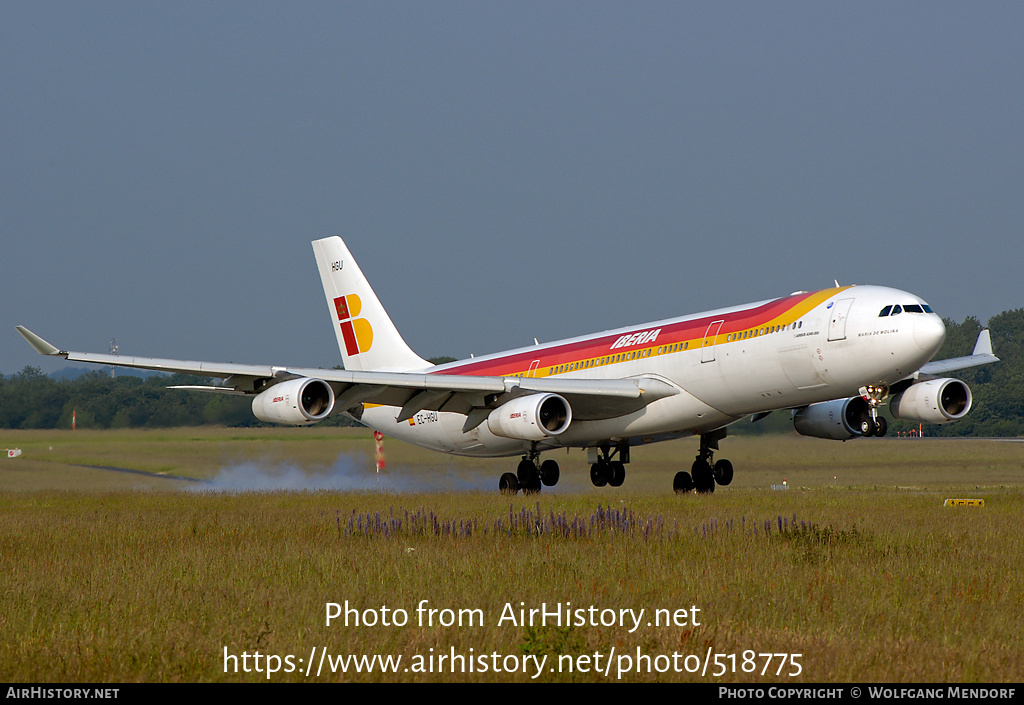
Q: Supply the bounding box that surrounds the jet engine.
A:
[486,393,572,441]
[889,378,972,424]
[251,378,335,426]
[792,397,873,441]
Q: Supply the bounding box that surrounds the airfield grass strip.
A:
[2,429,1022,681]
[2,488,1022,682]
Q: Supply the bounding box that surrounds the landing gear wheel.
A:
[692,459,715,493]
[608,461,626,487]
[590,462,609,487]
[499,472,519,495]
[673,471,694,494]
[873,416,888,437]
[539,459,560,486]
[860,418,877,437]
[517,459,537,484]
[713,458,734,486]
[517,459,541,494]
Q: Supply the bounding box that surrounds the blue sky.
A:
[3,2,1022,375]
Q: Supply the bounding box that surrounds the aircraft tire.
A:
[590,462,609,487]
[499,472,520,495]
[873,417,888,437]
[673,471,694,494]
[859,418,876,436]
[713,459,734,486]
[540,459,560,486]
[692,459,715,493]
[608,461,625,487]
[517,459,538,486]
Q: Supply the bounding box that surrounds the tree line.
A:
[0,369,297,430]
[918,308,1023,437]
[0,313,1020,434]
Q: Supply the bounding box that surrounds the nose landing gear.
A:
[859,384,890,437]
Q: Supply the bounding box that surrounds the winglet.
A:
[15,326,64,356]
[973,329,993,357]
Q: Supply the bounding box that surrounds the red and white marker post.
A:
[373,431,385,476]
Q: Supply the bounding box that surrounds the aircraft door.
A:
[828,298,854,342]
[701,320,725,363]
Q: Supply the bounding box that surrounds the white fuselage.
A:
[359,285,946,456]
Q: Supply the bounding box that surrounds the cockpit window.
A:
[881,303,933,317]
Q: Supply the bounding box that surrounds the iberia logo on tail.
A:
[334,294,373,355]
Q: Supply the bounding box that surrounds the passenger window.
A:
[879,306,892,317]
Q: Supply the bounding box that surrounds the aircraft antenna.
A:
[109,338,118,378]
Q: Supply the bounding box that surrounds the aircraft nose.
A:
[913,314,946,355]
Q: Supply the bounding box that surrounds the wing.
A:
[914,329,999,377]
[15,326,679,425]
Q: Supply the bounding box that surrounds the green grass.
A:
[1,428,1022,682]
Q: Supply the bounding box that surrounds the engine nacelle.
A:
[251,378,335,426]
[792,397,871,440]
[890,378,972,424]
[486,393,572,441]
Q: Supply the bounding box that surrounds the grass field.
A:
[1,427,1022,682]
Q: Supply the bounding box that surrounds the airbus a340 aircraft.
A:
[18,237,998,494]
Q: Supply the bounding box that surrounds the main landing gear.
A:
[499,447,560,495]
[674,429,733,494]
[496,432,738,495]
[589,443,629,488]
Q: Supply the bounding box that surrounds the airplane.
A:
[17,236,999,494]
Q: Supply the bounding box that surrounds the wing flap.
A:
[66,351,275,379]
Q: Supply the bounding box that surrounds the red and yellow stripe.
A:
[429,287,849,379]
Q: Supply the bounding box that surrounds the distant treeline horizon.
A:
[1,312,1020,435]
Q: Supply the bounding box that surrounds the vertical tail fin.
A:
[312,237,430,372]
